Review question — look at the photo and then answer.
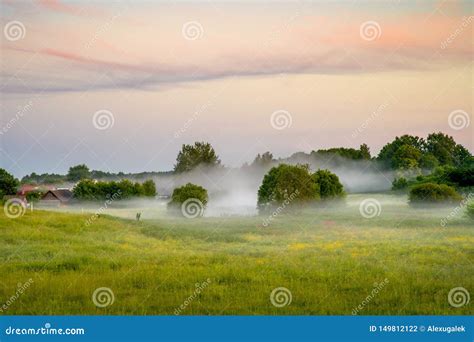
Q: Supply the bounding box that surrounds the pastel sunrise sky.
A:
[1,0,473,177]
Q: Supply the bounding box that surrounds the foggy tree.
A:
[174,142,221,173]
[73,179,156,200]
[252,152,275,167]
[392,145,422,170]
[377,135,425,168]
[142,179,157,197]
[312,169,345,199]
[453,145,473,167]
[67,164,91,182]
[0,168,18,198]
[359,144,371,160]
[314,145,371,160]
[21,172,65,184]
[378,132,472,170]
[168,183,208,215]
[409,183,461,205]
[425,132,457,166]
[257,164,319,210]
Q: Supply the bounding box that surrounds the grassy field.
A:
[0,194,472,315]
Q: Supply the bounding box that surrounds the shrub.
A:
[409,183,462,205]
[168,183,208,217]
[73,179,156,201]
[392,177,408,190]
[312,169,344,199]
[142,180,157,197]
[26,190,44,203]
[257,164,319,210]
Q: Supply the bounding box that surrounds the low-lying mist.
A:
[146,157,394,217]
[49,157,396,218]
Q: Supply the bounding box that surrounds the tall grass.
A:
[0,194,472,315]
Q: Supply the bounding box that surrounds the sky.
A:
[0,0,473,178]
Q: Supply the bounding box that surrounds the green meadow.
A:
[0,194,472,315]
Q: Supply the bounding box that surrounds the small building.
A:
[40,189,73,206]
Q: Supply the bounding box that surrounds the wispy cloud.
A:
[1,2,472,94]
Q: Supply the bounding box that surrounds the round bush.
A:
[312,169,344,199]
[168,183,208,216]
[409,182,462,204]
[392,177,408,190]
[257,164,319,210]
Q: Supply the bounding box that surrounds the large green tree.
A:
[0,168,18,198]
[377,135,425,169]
[257,164,319,210]
[67,164,91,182]
[174,142,221,173]
[425,132,457,166]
